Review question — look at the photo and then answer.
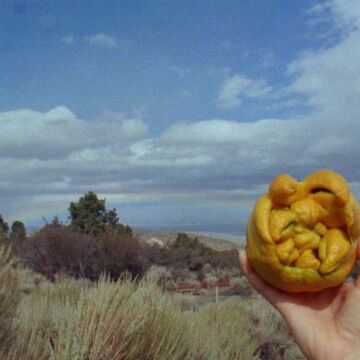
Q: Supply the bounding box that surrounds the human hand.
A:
[239,247,360,360]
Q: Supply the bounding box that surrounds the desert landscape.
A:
[0,195,306,359]
[3,2,360,358]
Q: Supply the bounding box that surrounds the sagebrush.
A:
[0,245,305,360]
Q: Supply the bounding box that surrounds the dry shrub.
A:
[240,294,305,359]
[2,265,304,360]
[211,249,241,268]
[19,223,149,282]
[143,243,171,266]
[6,276,95,360]
[0,246,20,354]
[169,291,211,312]
[167,234,241,273]
[8,276,190,360]
[170,233,210,267]
[1,235,304,360]
[188,297,261,360]
[283,344,306,360]
[96,228,149,280]
[20,223,100,281]
[72,278,189,360]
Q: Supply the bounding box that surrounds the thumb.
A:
[238,249,291,307]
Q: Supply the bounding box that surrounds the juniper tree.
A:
[10,220,26,241]
[69,191,123,236]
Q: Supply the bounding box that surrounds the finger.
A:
[354,242,360,287]
[238,249,291,308]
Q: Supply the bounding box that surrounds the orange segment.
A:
[269,209,297,242]
[276,239,299,264]
[291,197,328,226]
[295,249,321,270]
[318,229,350,275]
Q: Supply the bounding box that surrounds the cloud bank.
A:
[2,0,360,231]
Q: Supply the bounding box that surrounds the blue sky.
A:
[1,0,360,234]
[1,0,312,124]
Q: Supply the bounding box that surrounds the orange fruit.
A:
[246,170,360,293]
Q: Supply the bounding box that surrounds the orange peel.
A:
[246,170,360,293]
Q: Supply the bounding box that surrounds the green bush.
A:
[69,191,126,236]
[10,221,26,242]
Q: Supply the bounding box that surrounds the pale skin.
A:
[239,246,360,360]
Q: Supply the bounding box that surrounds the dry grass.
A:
[0,246,20,355]
[5,276,190,360]
[187,298,260,359]
[0,245,305,360]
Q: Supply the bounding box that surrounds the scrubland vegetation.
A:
[0,192,305,359]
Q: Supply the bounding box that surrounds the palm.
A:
[239,251,360,360]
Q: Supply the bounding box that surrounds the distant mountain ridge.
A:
[135,229,245,251]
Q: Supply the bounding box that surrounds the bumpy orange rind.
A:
[246,170,360,293]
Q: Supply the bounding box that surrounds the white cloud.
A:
[3,0,360,230]
[217,74,273,109]
[84,33,119,49]
[314,0,360,32]
[158,114,360,192]
[245,78,273,98]
[0,106,148,159]
[217,75,251,108]
[1,106,360,227]
[288,0,360,122]
[162,119,245,144]
[161,118,302,155]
